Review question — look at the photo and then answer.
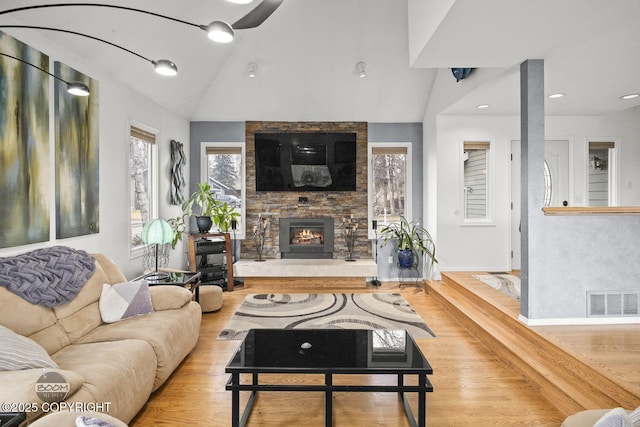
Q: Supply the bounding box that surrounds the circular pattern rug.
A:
[218,293,435,340]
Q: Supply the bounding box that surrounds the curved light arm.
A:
[0,52,89,96]
[0,25,178,76]
[0,3,234,42]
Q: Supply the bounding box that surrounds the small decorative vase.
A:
[397,249,414,269]
[195,216,212,233]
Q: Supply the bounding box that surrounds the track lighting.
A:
[0,52,90,96]
[248,62,257,77]
[0,25,178,76]
[357,62,366,78]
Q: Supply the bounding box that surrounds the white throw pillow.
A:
[630,407,640,427]
[99,280,154,323]
[0,325,59,371]
[594,408,633,427]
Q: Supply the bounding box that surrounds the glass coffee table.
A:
[225,329,433,427]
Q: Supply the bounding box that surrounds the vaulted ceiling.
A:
[1,0,639,121]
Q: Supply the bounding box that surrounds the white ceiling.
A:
[1,0,639,121]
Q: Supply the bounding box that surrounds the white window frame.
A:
[460,139,495,226]
[586,138,619,207]
[128,120,159,259]
[367,142,413,239]
[200,142,246,239]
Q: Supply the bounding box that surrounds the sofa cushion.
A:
[99,281,154,323]
[0,368,84,422]
[0,286,59,336]
[0,325,58,370]
[54,263,110,343]
[149,285,193,310]
[52,340,156,423]
[77,300,201,391]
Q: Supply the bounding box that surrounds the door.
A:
[511,140,570,270]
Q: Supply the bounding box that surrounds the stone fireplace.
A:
[279,217,334,259]
[244,121,370,260]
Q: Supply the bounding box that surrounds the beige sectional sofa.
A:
[0,253,202,424]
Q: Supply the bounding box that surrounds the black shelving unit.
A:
[188,233,234,291]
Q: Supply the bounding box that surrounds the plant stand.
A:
[398,260,421,289]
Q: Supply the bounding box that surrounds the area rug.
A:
[218,293,436,340]
[472,274,521,301]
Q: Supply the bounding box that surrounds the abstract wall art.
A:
[0,31,50,248]
[54,61,99,239]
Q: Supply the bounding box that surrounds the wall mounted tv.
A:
[254,132,357,192]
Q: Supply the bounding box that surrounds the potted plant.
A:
[167,214,187,249]
[212,201,240,232]
[380,216,437,270]
[181,182,219,233]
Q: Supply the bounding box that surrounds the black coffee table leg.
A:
[231,373,240,427]
[325,374,332,427]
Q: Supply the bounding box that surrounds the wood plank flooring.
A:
[440,271,640,410]
[130,281,568,426]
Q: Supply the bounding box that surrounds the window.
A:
[544,160,552,207]
[462,141,492,223]
[368,143,412,237]
[201,143,246,239]
[588,141,616,207]
[129,124,158,255]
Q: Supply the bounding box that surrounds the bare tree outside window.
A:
[130,127,155,250]
[372,148,407,224]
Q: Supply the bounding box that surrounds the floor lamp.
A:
[370,220,382,286]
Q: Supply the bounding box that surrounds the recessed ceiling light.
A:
[621,93,640,100]
[476,104,489,109]
[548,93,565,99]
[227,0,253,4]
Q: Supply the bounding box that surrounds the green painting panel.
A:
[0,32,50,248]
[54,62,99,239]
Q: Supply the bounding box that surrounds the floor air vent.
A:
[588,291,640,317]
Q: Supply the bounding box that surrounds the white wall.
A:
[433,107,640,273]
[0,30,190,279]
[436,115,515,271]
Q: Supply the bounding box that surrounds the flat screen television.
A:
[254,132,357,191]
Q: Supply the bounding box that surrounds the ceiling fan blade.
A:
[232,0,284,29]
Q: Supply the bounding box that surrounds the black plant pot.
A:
[195,216,213,233]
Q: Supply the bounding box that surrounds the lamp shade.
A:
[141,219,173,245]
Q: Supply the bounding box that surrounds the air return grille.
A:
[588,291,640,317]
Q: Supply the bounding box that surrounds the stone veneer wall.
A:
[244,121,371,260]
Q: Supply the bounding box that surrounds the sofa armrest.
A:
[149,286,193,311]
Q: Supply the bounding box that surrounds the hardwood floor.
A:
[130,281,568,426]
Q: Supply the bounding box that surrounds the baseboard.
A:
[519,314,640,326]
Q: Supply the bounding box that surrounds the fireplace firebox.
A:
[279,217,334,259]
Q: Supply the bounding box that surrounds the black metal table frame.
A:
[226,370,433,427]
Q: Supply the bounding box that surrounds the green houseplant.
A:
[211,202,240,232]
[380,216,437,269]
[181,182,219,233]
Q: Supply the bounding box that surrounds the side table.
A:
[137,271,202,302]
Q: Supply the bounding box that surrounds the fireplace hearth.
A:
[279,217,334,259]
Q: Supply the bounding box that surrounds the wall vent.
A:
[588,291,640,317]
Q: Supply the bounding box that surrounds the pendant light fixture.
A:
[0,25,178,76]
[0,52,90,96]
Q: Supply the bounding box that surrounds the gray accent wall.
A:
[368,122,424,281]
